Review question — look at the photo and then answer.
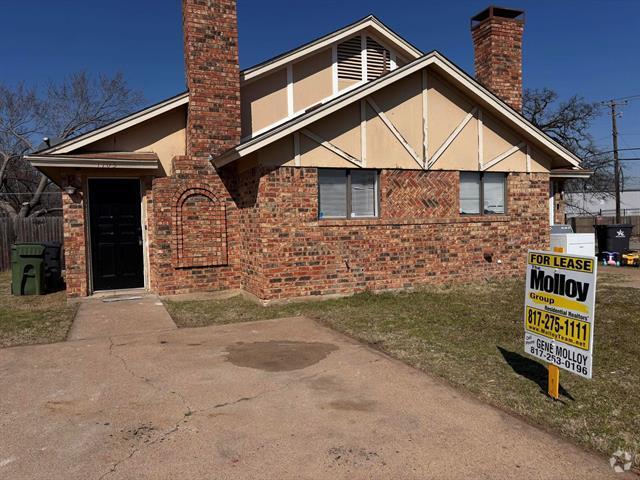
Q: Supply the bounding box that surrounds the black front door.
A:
[89,179,144,291]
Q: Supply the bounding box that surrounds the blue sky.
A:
[3,0,640,185]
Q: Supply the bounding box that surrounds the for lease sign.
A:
[524,250,597,379]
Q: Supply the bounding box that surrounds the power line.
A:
[583,147,640,157]
[604,94,640,103]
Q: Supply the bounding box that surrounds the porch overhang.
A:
[549,168,593,179]
[26,152,160,186]
[26,152,159,170]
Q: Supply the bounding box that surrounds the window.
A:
[319,169,379,219]
[459,172,506,215]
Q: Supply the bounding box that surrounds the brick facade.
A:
[144,0,243,295]
[227,167,549,301]
[61,175,88,298]
[56,2,556,301]
[182,0,240,166]
[471,9,524,112]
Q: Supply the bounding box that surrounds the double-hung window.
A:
[318,169,379,219]
[459,172,507,215]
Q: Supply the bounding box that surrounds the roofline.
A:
[240,15,422,83]
[26,154,159,170]
[36,92,189,155]
[216,51,582,169]
[549,170,593,179]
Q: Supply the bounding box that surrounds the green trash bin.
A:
[11,243,46,295]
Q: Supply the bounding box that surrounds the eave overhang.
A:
[33,92,188,156]
[26,152,159,170]
[549,168,593,179]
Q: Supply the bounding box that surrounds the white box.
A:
[550,233,595,257]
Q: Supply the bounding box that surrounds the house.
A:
[27,1,589,301]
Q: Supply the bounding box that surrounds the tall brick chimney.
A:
[471,6,525,112]
[182,0,241,170]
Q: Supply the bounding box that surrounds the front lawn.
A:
[165,273,640,467]
[0,271,78,348]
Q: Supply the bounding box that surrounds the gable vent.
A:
[366,37,391,81]
[337,36,362,81]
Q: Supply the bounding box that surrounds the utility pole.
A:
[603,99,627,223]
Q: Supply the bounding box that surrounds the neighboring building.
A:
[28,2,589,300]
[565,190,640,217]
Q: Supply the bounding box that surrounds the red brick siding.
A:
[243,168,548,300]
[173,188,228,268]
[61,176,88,297]
[145,0,244,295]
[472,16,524,112]
[148,172,241,296]
[382,170,458,219]
[182,0,240,169]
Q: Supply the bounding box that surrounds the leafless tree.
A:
[0,72,143,222]
[522,88,610,208]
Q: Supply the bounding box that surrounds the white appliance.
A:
[550,233,595,257]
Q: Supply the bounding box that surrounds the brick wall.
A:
[182,0,240,167]
[148,170,241,296]
[471,13,524,112]
[145,0,244,296]
[233,167,549,301]
[61,175,88,298]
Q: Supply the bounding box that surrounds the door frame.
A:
[85,177,149,293]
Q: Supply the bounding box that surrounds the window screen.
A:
[351,170,377,217]
[319,169,347,218]
[459,172,506,215]
[483,173,506,214]
[318,169,378,219]
[460,172,481,214]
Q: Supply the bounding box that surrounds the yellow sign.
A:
[525,305,590,350]
[524,249,597,380]
[527,252,594,273]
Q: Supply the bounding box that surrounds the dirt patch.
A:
[225,340,338,372]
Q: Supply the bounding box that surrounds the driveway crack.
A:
[107,337,193,416]
[97,339,194,479]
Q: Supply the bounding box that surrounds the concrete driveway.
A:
[0,309,624,479]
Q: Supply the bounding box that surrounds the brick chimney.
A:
[471,6,525,112]
[182,0,241,170]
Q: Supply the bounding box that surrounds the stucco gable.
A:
[217,52,583,173]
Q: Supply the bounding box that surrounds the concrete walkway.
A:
[68,293,177,340]
[0,314,626,479]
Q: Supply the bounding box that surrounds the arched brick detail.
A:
[172,186,227,268]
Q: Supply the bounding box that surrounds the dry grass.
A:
[166,272,640,465]
[0,271,78,348]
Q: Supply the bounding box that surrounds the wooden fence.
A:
[0,217,64,271]
[569,215,640,238]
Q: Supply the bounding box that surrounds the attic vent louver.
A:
[366,37,391,81]
[337,36,362,81]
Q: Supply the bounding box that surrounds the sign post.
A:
[524,249,597,397]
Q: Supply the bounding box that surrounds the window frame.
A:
[318,168,380,220]
[459,171,508,216]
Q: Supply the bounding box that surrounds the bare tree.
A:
[522,88,609,206]
[0,72,143,221]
